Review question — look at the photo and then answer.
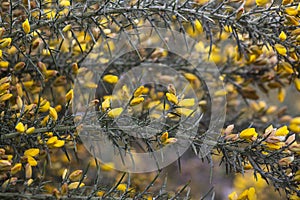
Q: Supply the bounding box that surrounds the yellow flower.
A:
[53,140,65,148]
[130,97,144,106]
[133,85,146,97]
[239,128,258,140]
[0,38,12,48]
[15,122,25,133]
[183,73,197,82]
[237,189,248,200]
[11,163,22,175]
[277,88,285,103]
[14,62,26,71]
[243,163,253,170]
[290,117,300,124]
[279,31,287,41]
[160,132,169,143]
[0,82,9,92]
[68,182,85,190]
[0,93,13,102]
[27,156,38,166]
[102,74,119,84]
[160,132,177,145]
[275,125,289,136]
[247,187,257,200]
[224,25,233,33]
[228,191,238,200]
[256,0,269,6]
[69,170,83,181]
[39,101,50,112]
[278,61,293,74]
[274,44,287,56]
[22,19,30,34]
[178,98,195,107]
[63,24,72,32]
[175,108,195,117]
[55,105,62,112]
[107,107,123,118]
[65,89,73,102]
[263,141,284,150]
[23,80,34,88]
[49,107,58,121]
[282,0,293,5]
[116,183,127,192]
[96,191,105,197]
[59,0,71,7]
[289,124,300,133]
[24,148,39,157]
[101,98,110,111]
[100,162,115,171]
[294,78,300,92]
[285,7,298,16]
[166,92,178,104]
[47,136,58,145]
[0,61,9,68]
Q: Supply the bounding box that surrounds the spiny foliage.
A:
[0,0,299,199]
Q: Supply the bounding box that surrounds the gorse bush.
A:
[0,0,299,199]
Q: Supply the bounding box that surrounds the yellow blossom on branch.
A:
[130,97,144,106]
[11,163,22,175]
[239,128,258,140]
[102,74,119,84]
[178,98,195,107]
[54,140,65,148]
[27,156,38,166]
[15,122,25,133]
[69,170,83,181]
[101,98,110,111]
[166,92,178,105]
[68,182,85,190]
[49,107,58,121]
[22,19,30,34]
[160,132,169,143]
[24,148,39,157]
[107,107,123,118]
[65,89,73,102]
[100,162,115,171]
[256,0,269,6]
[133,86,146,97]
[116,183,127,192]
[279,31,287,41]
[274,44,287,56]
[0,38,12,49]
[274,125,289,136]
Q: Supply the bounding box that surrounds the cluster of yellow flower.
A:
[228,187,257,200]
[0,0,300,198]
